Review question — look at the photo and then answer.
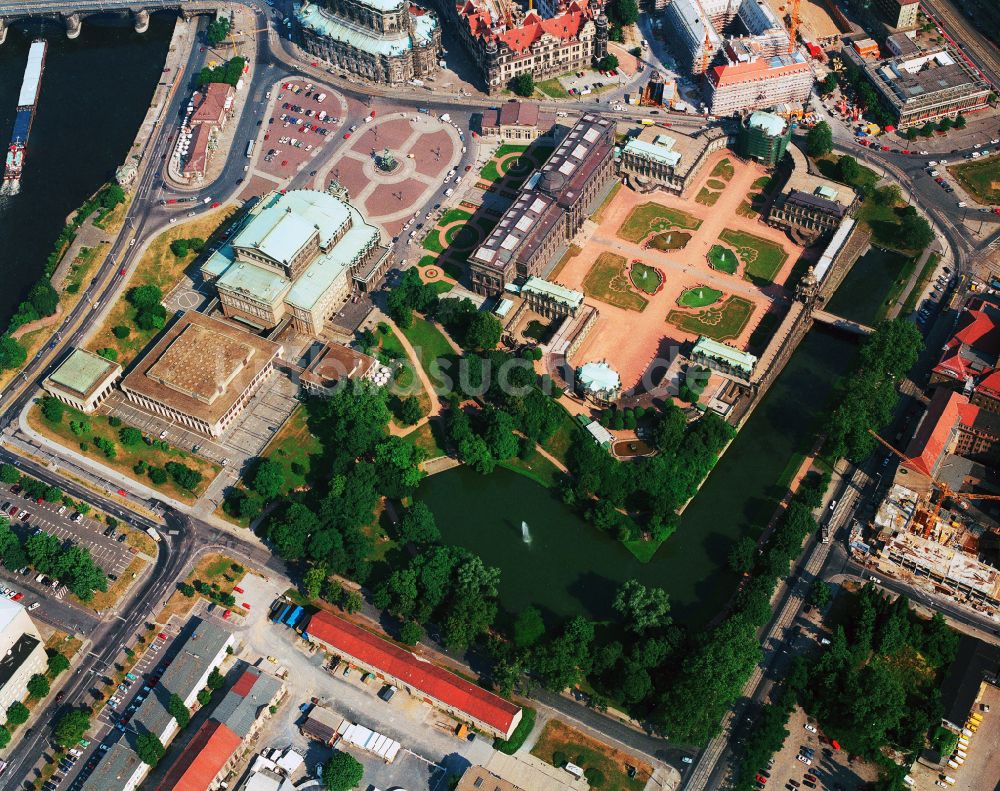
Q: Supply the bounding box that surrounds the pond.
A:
[823,246,912,326]
[419,328,858,624]
[647,230,692,251]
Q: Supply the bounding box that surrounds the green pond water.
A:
[418,328,858,624]
[648,231,692,251]
[823,246,912,326]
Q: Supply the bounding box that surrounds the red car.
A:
[233,586,245,594]
[343,132,351,139]
[119,267,127,276]
[36,497,43,504]
[211,202,220,208]
[11,593,22,601]
[223,609,231,619]
[242,602,251,609]
[158,633,167,640]
[901,149,910,154]
[756,776,768,785]
[117,489,127,497]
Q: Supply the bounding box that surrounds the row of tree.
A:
[0,521,108,601]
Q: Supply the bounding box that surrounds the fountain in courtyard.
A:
[521,521,532,544]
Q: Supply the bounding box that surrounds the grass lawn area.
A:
[480,144,529,182]
[428,281,454,294]
[629,262,662,294]
[403,419,447,460]
[401,316,456,382]
[582,252,648,312]
[536,77,569,98]
[545,405,581,465]
[501,443,562,488]
[531,719,649,791]
[695,187,721,206]
[667,295,755,342]
[678,285,723,308]
[439,208,473,226]
[623,537,665,563]
[901,253,940,316]
[706,179,727,190]
[523,318,554,342]
[445,224,480,251]
[617,201,702,243]
[158,552,249,623]
[28,403,219,503]
[87,208,234,367]
[707,244,738,274]
[260,404,321,495]
[418,254,437,267]
[752,176,772,189]
[948,157,1000,204]
[719,228,788,285]
[710,158,735,181]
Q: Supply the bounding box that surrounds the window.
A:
[473,778,484,788]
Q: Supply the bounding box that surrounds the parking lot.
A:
[0,483,139,581]
[254,78,346,181]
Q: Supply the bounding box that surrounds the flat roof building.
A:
[480,101,559,142]
[299,342,385,394]
[0,600,47,726]
[850,42,990,128]
[43,348,121,413]
[469,114,615,295]
[120,311,283,438]
[304,610,522,739]
[201,190,391,335]
[456,752,591,791]
[619,124,732,196]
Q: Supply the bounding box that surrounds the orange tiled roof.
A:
[155,720,242,791]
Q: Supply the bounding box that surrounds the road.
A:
[921,0,1000,91]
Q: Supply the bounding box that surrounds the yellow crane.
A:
[787,0,800,54]
[868,429,1000,536]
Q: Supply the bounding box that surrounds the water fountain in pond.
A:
[521,521,532,544]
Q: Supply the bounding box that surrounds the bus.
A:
[246,140,254,158]
[640,119,655,126]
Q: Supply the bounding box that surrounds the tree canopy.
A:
[322,751,364,791]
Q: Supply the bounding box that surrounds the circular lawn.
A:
[444,223,482,252]
[629,262,663,294]
[707,244,739,274]
[678,285,723,308]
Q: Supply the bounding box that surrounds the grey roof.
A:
[785,189,847,218]
[79,743,143,791]
[0,633,41,689]
[213,667,283,738]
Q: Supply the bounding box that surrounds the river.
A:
[419,328,859,625]
[0,16,172,329]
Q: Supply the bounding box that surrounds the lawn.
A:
[445,224,480,251]
[80,556,147,611]
[617,202,702,244]
[531,719,649,791]
[901,253,941,316]
[706,178,727,190]
[545,405,581,465]
[536,77,570,98]
[667,295,755,341]
[401,316,456,385]
[695,187,722,206]
[402,419,447,460]
[948,156,1000,204]
[707,244,738,274]
[28,402,219,503]
[87,207,234,367]
[678,285,723,308]
[418,254,437,267]
[501,444,562,488]
[428,281,454,294]
[718,228,788,284]
[479,144,529,182]
[582,252,649,312]
[710,158,735,181]
[629,261,662,294]
[260,404,321,496]
[422,209,473,254]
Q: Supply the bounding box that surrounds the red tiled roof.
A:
[459,0,591,50]
[976,369,1000,400]
[903,389,969,477]
[710,58,811,87]
[155,720,241,791]
[231,668,258,697]
[182,124,212,177]
[190,82,233,126]
[933,305,1000,381]
[306,611,521,735]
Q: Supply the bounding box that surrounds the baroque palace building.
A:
[444,0,609,94]
[296,0,442,85]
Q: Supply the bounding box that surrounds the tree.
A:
[613,580,672,632]
[27,673,50,699]
[607,0,638,26]
[6,701,28,725]
[118,426,143,447]
[323,751,364,791]
[838,155,863,185]
[165,462,203,491]
[396,396,423,426]
[807,121,833,157]
[197,689,212,706]
[169,239,190,258]
[920,121,937,137]
[250,458,285,500]
[207,668,225,690]
[112,325,131,339]
[937,116,953,132]
[599,53,619,71]
[510,72,534,97]
[533,616,594,691]
[47,652,70,676]
[29,280,59,316]
[167,693,191,728]
[99,184,125,209]
[463,312,502,351]
[898,208,934,250]
[302,565,327,599]
[809,581,832,609]
[513,605,545,648]
[127,284,163,312]
[136,731,166,766]
[0,335,26,372]
[728,536,758,574]
[905,128,919,141]
[206,17,231,45]
[41,397,65,424]
[148,467,168,485]
[954,114,966,128]
[399,621,423,645]
[53,709,90,747]
[396,501,440,545]
[0,464,17,484]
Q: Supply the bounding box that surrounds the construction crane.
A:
[700,29,712,74]
[868,429,1000,537]
[787,0,800,54]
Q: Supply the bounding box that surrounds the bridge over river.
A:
[0,0,219,41]
[811,309,874,336]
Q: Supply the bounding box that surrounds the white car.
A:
[681,757,693,764]
[796,755,812,766]
[992,138,1000,145]
[27,602,39,611]
[805,723,817,733]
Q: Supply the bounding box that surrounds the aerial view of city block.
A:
[1,0,1000,789]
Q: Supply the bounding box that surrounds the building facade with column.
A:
[296,0,441,85]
